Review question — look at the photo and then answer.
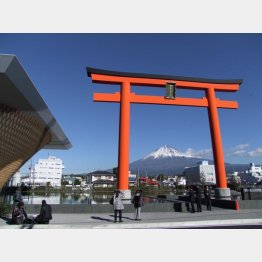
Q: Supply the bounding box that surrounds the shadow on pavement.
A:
[20,223,35,229]
[90,215,136,223]
[109,215,136,221]
[91,216,114,222]
[0,216,11,224]
[0,216,35,229]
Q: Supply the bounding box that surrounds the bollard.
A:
[248,187,252,200]
[235,200,240,210]
[240,187,245,200]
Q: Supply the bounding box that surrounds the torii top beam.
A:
[87,67,243,109]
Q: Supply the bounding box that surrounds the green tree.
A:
[200,171,206,185]
[62,180,69,186]
[112,167,118,176]
[231,175,241,191]
[74,179,81,186]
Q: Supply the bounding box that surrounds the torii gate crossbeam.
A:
[87,67,242,199]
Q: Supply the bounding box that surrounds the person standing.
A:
[113,190,125,223]
[188,186,196,213]
[195,185,202,212]
[12,186,22,214]
[204,185,212,211]
[34,200,52,224]
[132,189,144,220]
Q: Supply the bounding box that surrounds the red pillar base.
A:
[215,188,231,200]
[119,189,131,200]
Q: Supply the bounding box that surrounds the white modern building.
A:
[245,163,262,182]
[184,160,216,185]
[175,176,187,186]
[22,156,64,187]
[162,176,186,187]
[6,170,21,187]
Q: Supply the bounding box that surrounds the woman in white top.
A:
[113,190,124,222]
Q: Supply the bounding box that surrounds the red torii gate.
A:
[87,67,242,199]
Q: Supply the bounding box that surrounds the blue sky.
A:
[1,33,262,174]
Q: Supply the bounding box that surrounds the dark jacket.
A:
[204,187,211,198]
[39,204,52,221]
[12,206,27,224]
[195,187,202,199]
[132,193,143,208]
[189,189,195,202]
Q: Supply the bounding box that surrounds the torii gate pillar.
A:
[207,88,230,199]
[118,81,131,199]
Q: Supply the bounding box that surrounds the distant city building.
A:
[175,176,187,186]
[184,160,216,185]
[247,163,262,181]
[128,171,137,186]
[62,174,88,188]
[6,170,21,187]
[162,176,186,187]
[89,170,115,188]
[22,156,64,187]
[139,177,160,186]
[238,163,262,184]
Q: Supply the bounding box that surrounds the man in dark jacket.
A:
[195,185,202,212]
[34,200,52,224]
[204,185,212,211]
[132,189,144,220]
[188,186,196,213]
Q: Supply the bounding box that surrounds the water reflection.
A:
[2,192,159,205]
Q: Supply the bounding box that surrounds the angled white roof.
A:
[0,54,72,149]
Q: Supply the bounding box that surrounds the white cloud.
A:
[185,148,213,158]
[248,148,262,157]
[184,144,262,159]
[227,144,250,157]
[233,144,249,150]
[228,150,247,157]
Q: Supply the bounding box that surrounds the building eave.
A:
[0,54,72,149]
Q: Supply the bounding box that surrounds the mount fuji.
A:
[143,145,194,159]
[127,145,249,176]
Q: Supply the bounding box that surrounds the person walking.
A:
[132,189,144,220]
[34,200,52,224]
[113,190,125,223]
[204,185,212,211]
[195,185,202,212]
[188,186,196,213]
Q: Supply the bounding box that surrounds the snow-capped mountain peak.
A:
[144,145,193,159]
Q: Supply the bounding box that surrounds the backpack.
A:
[109,197,114,205]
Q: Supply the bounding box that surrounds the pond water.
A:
[1,190,238,204]
[1,192,164,205]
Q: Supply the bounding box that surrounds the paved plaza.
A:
[1,208,262,229]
